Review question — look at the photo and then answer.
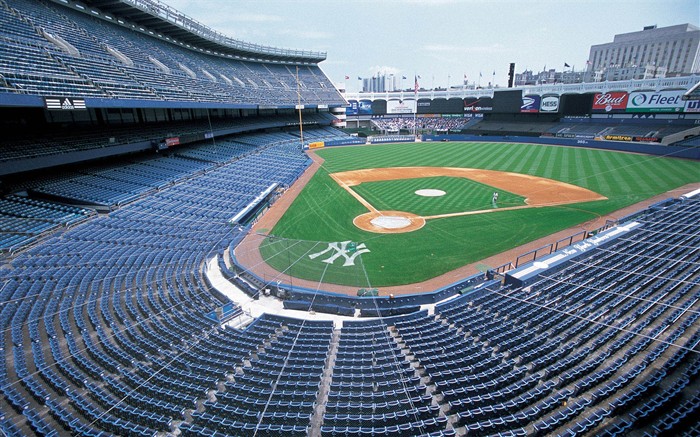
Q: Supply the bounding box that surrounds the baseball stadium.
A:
[0,1,699,436]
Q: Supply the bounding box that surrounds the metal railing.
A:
[121,0,326,61]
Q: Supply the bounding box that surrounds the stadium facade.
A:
[342,75,700,147]
[0,1,699,437]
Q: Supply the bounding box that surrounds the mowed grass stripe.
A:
[550,146,568,183]
[463,142,498,168]
[606,152,637,196]
[262,142,700,286]
[577,148,605,194]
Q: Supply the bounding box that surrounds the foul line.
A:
[329,172,379,214]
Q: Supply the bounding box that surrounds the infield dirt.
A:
[331,166,607,233]
[234,149,700,296]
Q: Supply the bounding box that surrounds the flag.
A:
[344,75,349,80]
[564,62,570,67]
[586,60,592,65]
[492,70,495,76]
[479,72,482,77]
[402,76,407,79]
[414,75,419,95]
[357,76,362,80]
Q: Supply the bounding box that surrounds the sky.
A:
[167,0,698,92]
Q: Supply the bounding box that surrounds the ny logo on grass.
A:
[309,241,370,267]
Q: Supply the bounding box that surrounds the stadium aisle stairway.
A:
[0,132,698,435]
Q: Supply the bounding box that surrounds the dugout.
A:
[228,183,280,226]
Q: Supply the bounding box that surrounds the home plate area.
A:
[366,189,444,230]
[370,215,413,229]
[353,211,426,234]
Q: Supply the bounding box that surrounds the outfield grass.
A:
[351,176,526,216]
[260,141,700,287]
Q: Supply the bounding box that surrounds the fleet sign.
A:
[626,91,684,113]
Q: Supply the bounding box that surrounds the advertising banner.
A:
[358,99,373,115]
[464,97,493,113]
[44,97,86,110]
[626,91,684,113]
[387,99,417,114]
[346,100,359,116]
[417,99,432,111]
[684,100,700,113]
[633,136,660,142]
[520,95,541,113]
[540,95,559,112]
[604,134,632,142]
[592,92,628,112]
[557,133,595,139]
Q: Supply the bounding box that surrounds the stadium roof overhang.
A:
[76,0,326,64]
[683,80,700,100]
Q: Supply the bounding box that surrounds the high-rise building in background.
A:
[361,73,399,92]
[586,24,700,81]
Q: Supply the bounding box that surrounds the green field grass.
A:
[259,141,700,287]
[351,176,526,216]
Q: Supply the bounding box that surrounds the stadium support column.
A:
[413,74,419,138]
[413,109,417,138]
[508,63,516,88]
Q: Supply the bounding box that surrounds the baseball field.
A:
[255,141,700,287]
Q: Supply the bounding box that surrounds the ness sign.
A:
[626,91,684,113]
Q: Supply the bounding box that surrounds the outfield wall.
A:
[422,134,700,160]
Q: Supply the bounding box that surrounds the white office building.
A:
[587,24,700,80]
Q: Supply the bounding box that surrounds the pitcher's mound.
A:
[415,189,446,197]
[354,211,426,234]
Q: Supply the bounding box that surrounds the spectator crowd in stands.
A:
[372,117,471,133]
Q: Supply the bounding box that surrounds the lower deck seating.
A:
[0,131,698,436]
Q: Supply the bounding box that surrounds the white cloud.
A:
[367,65,402,76]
